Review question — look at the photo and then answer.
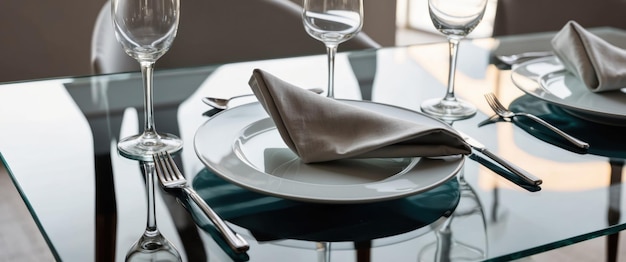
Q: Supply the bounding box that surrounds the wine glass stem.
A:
[326,44,338,98]
[140,61,158,139]
[443,38,461,102]
[143,162,159,235]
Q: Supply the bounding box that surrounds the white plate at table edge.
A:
[511,56,626,126]
[193,100,465,204]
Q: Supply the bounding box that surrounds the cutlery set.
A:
[459,131,542,186]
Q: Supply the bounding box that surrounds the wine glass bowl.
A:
[302,9,362,44]
[428,0,486,38]
[420,0,487,121]
[112,0,183,161]
[302,0,363,98]
[112,0,178,62]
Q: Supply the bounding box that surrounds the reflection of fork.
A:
[153,152,250,253]
[477,114,506,127]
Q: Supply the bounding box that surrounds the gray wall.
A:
[0,0,396,83]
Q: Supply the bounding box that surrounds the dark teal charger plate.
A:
[509,95,626,158]
[189,168,460,244]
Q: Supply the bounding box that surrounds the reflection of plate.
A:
[511,56,626,126]
[194,100,464,204]
[190,169,460,243]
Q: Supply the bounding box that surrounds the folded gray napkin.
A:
[551,20,626,92]
[248,69,471,163]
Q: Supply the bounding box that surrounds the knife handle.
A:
[479,148,543,186]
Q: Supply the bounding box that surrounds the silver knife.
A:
[458,131,543,186]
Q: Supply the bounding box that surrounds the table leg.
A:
[607,159,623,262]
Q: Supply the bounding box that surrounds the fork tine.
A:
[163,152,185,182]
[159,152,171,180]
[154,152,170,183]
[484,93,495,108]
[484,93,504,114]
[490,93,509,111]
[153,152,165,181]
[484,93,496,106]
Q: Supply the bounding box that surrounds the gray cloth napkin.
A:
[551,20,626,92]
[248,68,471,163]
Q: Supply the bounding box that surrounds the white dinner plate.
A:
[194,100,464,204]
[511,56,626,126]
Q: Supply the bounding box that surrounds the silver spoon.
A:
[202,87,325,109]
[496,51,553,66]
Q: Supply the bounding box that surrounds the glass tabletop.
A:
[1,28,626,261]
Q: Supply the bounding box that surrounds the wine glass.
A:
[302,0,364,98]
[420,0,487,121]
[112,0,183,161]
[126,162,182,262]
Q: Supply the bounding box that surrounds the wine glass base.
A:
[420,98,477,121]
[126,231,182,262]
[417,240,485,262]
[118,132,183,161]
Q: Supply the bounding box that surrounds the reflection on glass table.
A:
[185,168,461,261]
[2,28,626,261]
[418,174,487,262]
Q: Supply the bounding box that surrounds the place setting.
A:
[189,2,546,259]
[195,68,472,202]
[504,20,626,158]
[190,66,479,260]
[187,1,492,259]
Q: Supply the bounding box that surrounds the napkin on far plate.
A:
[248,69,471,164]
[551,20,626,92]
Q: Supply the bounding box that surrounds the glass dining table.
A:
[1,28,626,262]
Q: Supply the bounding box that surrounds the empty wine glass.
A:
[420,0,487,121]
[302,0,364,98]
[112,0,183,160]
[126,162,181,262]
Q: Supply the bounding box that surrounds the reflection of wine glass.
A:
[126,162,181,262]
[316,242,331,262]
[302,0,363,98]
[420,0,487,121]
[418,175,487,262]
[112,0,183,160]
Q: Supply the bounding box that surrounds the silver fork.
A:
[484,93,589,149]
[153,152,250,253]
